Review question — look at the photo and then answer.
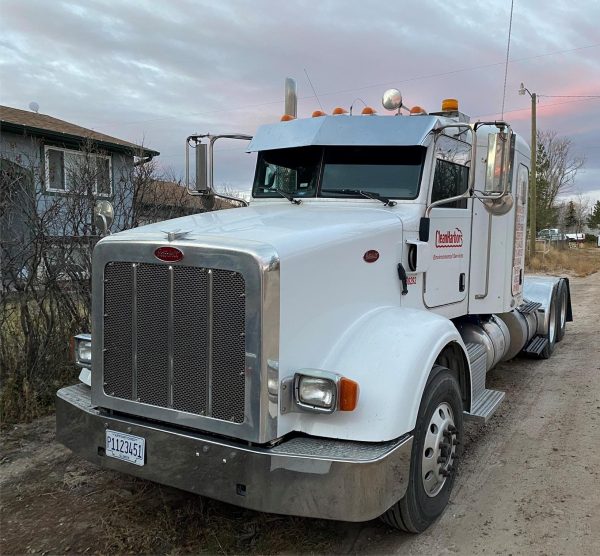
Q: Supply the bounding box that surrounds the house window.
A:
[44,146,112,195]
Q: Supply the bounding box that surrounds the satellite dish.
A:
[28,101,40,113]
[94,200,114,234]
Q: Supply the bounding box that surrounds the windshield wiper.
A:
[321,188,397,206]
[274,189,301,205]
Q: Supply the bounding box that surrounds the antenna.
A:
[304,68,324,111]
[29,101,39,113]
[500,0,515,118]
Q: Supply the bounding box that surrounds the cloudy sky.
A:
[1,0,599,201]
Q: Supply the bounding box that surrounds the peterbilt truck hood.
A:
[103,201,413,256]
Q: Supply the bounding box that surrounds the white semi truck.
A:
[57,83,572,533]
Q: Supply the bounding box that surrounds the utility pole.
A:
[519,83,537,259]
[530,91,537,260]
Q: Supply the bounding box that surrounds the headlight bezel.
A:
[293,370,340,413]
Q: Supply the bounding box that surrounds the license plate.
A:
[106,430,145,466]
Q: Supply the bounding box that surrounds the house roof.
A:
[0,105,159,157]
[137,180,242,212]
[138,180,206,210]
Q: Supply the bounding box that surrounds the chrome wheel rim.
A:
[421,402,457,497]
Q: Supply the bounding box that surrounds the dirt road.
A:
[1,272,599,555]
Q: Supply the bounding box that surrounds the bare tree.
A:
[0,141,203,422]
[535,130,585,230]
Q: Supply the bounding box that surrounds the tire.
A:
[381,366,463,533]
[555,280,568,343]
[540,287,558,359]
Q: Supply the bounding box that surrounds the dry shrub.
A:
[527,246,600,277]
[1,142,209,424]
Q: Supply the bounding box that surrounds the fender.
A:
[523,275,561,335]
[285,307,468,442]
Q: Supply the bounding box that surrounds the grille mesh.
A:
[173,267,208,415]
[212,270,246,423]
[104,262,133,399]
[103,262,247,423]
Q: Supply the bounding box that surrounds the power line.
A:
[475,95,600,119]
[94,42,600,129]
[538,94,600,98]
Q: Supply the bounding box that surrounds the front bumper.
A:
[57,384,413,522]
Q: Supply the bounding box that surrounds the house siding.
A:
[1,130,137,284]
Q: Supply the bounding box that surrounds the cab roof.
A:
[247,114,441,152]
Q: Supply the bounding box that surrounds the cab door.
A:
[423,135,472,308]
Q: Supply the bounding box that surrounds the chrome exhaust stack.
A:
[284,77,297,118]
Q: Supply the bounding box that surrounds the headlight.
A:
[73,333,92,367]
[294,374,337,412]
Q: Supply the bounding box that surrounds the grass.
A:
[100,479,338,555]
[527,245,600,277]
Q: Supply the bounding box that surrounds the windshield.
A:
[252,145,425,200]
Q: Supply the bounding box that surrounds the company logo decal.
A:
[363,250,380,263]
[435,228,463,248]
[154,246,184,262]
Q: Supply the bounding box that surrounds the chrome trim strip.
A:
[167,265,174,408]
[207,268,214,416]
[131,263,138,401]
[91,237,280,444]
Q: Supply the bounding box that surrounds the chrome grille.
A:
[103,262,246,423]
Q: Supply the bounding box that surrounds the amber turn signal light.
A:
[339,377,359,411]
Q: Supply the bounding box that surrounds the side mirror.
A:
[485,132,511,195]
[94,200,114,235]
[195,143,209,194]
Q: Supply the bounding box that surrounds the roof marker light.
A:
[312,110,326,118]
[332,107,348,115]
[410,105,428,115]
[280,114,296,121]
[361,106,377,115]
[441,98,459,111]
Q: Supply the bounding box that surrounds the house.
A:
[0,105,159,285]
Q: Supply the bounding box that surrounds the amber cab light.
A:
[361,106,377,115]
[312,110,326,117]
[339,377,359,411]
[332,107,348,115]
[154,246,184,262]
[280,114,295,121]
[441,98,459,111]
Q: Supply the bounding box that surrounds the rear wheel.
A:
[540,287,558,359]
[381,366,463,533]
[555,280,568,343]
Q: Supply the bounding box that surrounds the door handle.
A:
[459,272,466,292]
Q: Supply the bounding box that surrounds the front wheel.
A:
[381,366,464,533]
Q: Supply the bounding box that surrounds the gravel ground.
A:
[1,272,599,555]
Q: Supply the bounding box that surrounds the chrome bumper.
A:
[56,384,413,522]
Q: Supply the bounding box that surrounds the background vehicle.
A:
[57,82,572,533]
[537,228,564,241]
